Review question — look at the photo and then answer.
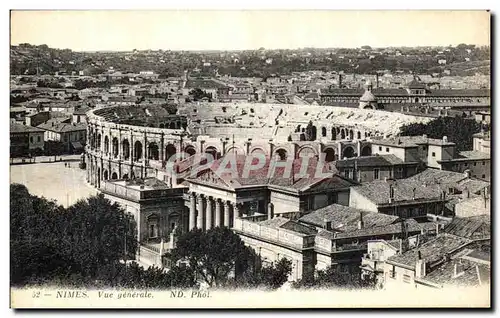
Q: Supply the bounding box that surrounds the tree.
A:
[292,265,375,290]
[169,227,252,287]
[10,186,138,287]
[189,88,212,102]
[400,115,486,152]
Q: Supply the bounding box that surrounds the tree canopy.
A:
[400,115,487,152]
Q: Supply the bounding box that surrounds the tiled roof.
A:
[37,122,86,133]
[10,122,44,134]
[351,178,443,205]
[419,256,490,287]
[370,135,455,147]
[185,79,228,89]
[336,154,404,168]
[299,203,399,230]
[457,151,491,160]
[443,215,490,239]
[387,234,473,268]
[190,154,355,192]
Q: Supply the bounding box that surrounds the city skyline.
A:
[11,10,490,52]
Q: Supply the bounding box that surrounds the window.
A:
[374,168,380,180]
[432,152,436,157]
[474,162,477,166]
[482,174,486,179]
[464,163,468,167]
[390,266,396,279]
[30,136,33,143]
[379,146,382,151]
[64,135,68,142]
[482,162,485,166]
[386,147,390,153]
[37,136,41,142]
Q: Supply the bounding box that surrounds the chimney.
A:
[435,222,440,235]
[463,169,471,179]
[415,251,426,278]
[169,229,177,249]
[423,134,427,139]
[338,74,343,88]
[376,73,379,88]
[443,136,448,143]
[412,188,416,200]
[357,212,364,230]
[267,202,274,220]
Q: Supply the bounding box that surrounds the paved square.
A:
[10,162,97,207]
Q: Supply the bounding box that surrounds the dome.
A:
[360,90,377,102]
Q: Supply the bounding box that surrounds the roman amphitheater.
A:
[85,102,431,188]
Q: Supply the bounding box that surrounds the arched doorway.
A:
[96,134,102,150]
[323,148,337,162]
[122,173,129,180]
[357,131,362,140]
[331,128,337,140]
[275,148,288,161]
[349,130,354,140]
[311,126,317,140]
[361,146,372,156]
[165,144,176,161]
[122,139,130,160]
[341,129,346,139]
[134,141,143,161]
[168,122,176,129]
[111,172,118,180]
[148,142,159,160]
[321,127,327,137]
[103,170,109,180]
[147,214,159,239]
[342,146,355,159]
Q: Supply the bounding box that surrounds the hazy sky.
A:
[10,10,490,51]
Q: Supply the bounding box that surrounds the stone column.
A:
[223,201,230,227]
[337,143,343,160]
[160,133,165,163]
[189,192,196,230]
[215,199,222,227]
[233,202,240,225]
[196,194,204,229]
[205,196,213,230]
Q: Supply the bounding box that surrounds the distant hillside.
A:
[442,60,491,76]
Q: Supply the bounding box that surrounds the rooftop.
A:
[336,154,404,168]
[387,233,473,269]
[10,122,45,134]
[370,135,455,148]
[443,215,491,239]
[37,122,86,133]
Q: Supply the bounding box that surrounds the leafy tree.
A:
[292,265,375,290]
[400,115,487,152]
[169,227,251,287]
[189,88,212,102]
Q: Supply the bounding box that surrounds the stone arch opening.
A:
[103,170,109,180]
[296,125,301,133]
[349,130,354,140]
[331,128,337,140]
[104,135,110,154]
[122,139,130,160]
[341,129,346,139]
[159,123,165,128]
[361,145,372,156]
[342,146,355,159]
[275,148,288,161]
[321,127,327,137]
[357,131,362,140]
[226,146,244,156]
[148,142,160,160]
[122,173,129,180]
[168,122,176,129]
[165,144,176,161]
[205,146,221,159]
[96,133,102,150]
[298,146,317,158]
[185,145,196,157]
[134,141,143,161]
[111,172,118,180]
[323,148,337,162]
[250,147,266,156]
[112,137,119,158]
